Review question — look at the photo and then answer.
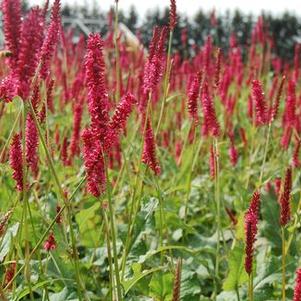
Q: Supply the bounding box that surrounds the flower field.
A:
[0,0,301,300]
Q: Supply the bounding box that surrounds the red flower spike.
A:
[280,166,292,226]
[17,7,44,98]
[110,92,136,133]
[293,139,301,168]
[85,33,110,143]
[244,191,260,275]
[293,268,301,301]
[187,72,201,123]
[201,82,220,137]
[270,75,285,122]
[251,79,268,126]
[39,0,61,79]
[169,0,177,31]
[244,212,257,275]
[44,232,57,251]
[25,115,39,175]
[1,0,22,69]
[142,119,161,175]
[214,48,222,88]
[82,128,106,197]
[9,134,24,191]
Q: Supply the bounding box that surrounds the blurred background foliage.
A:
[23,1,301,60]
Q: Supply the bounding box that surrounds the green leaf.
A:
[261,193,282,254]
[75,202,101,248]
[149,271,173,301]
[0,223,19,261]
[223,241,248,291]
[122,263,163,295]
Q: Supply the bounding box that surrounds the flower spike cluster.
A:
[279,166,292,226]
[9,134,24,191]
[142,119,161,175]
[39,0,61,79]
[201,82,220,137]
[293,268,301,301]
[244,191,260,275]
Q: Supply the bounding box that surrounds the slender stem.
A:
[281,227,286,301]
[103,209,114,301]
[121,93,152,279]
[235,285,241,301]
[104,157,122,301]
[248,274,254,301]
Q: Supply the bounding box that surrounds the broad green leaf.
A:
[0,223,19,261]
[223,241,248,291]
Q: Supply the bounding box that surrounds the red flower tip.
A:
[270,75,285,122]
[169,0,177,31]
[214,48,222,88]
[280,166,292,226]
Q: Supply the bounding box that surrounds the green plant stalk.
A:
[155,30,173,137]
[248,274,254,301]
[103,209,114,301]
[285,190,301,255]
[176,121,193,167]
[235,285,241,301]
[183,125,197,223]
[281,227,286,301]
[214,137,221,301]
[103,159,123,301]
[121,93,152,279]
[4,177,85,291]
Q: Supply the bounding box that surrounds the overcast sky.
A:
[30,0,301,17]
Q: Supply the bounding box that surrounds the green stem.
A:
[103,209,114,301]
[248,274,254,301]
[281,227,286,301]
[104,157,122,301]
[121,93,152,279]
[214,137,221,300]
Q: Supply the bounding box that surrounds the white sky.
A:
[30,0,301,17]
